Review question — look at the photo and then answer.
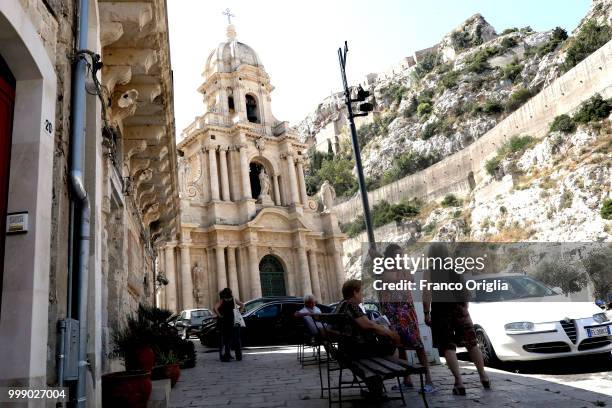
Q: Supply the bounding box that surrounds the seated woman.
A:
[334,279,400,398]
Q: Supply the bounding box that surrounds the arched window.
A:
[245,94,260,123]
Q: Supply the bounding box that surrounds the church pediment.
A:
[250,208,309,232]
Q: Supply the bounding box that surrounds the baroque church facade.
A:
[158,25,346,310]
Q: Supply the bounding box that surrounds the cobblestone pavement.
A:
[170,343,612,408]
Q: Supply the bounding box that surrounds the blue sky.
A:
[168,0,591,132]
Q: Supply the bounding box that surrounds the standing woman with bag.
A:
[214,288,245,362]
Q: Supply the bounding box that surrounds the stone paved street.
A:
[170,342,612,407]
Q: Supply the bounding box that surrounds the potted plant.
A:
[102,370,152,408]
[112,314,156,372]
[151,351,181,388]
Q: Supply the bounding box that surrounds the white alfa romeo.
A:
[468,274,612,364]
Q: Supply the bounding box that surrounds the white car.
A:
[468,274,612,364]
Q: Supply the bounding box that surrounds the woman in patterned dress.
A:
[379,244,435,393]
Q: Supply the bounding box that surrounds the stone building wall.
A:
[334,39,612,224]
[11,0,83,387]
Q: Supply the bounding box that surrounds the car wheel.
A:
[475,327,499,366]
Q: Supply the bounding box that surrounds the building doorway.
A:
[259,255,286,297]
[0,54,15,308]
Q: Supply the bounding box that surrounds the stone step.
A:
[148,379,171,408]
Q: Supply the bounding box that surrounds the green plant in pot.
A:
[151,350,181,388]
[112,313,156,372]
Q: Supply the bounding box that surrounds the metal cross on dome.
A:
[222,8,235,24]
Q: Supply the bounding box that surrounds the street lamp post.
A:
[337,41,376,251]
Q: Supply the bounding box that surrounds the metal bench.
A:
[313,313,429,408]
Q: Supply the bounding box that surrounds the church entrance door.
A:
[259,255,286,297]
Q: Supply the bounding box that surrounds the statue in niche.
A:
[259,168,271,197]
[192,262,204,304]
[320,180,336,213]
[257,168,273,206]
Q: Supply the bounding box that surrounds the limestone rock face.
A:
[576,0,612,32]
[438,13,498,62]
[297,14,573,184]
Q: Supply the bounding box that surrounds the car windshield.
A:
[473,276,556,302]
[191,310,209,318]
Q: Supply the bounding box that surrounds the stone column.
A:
[207,145,220,201]
[179,243,194,310]
[227,246,240,298]
[199,148,210,202]
[308,250,322,301]
[272,175,281,206]
[247,245,262,298]
[164,243,178,311]
[216,245,227,291]
[332,243,345,296]
[284,153,300,205]
[238,143,251,199]
[297,246,312,295]
[219,146,231,201]
[238,247,250,299]
[218,87,229,115]
[296,159,308,205]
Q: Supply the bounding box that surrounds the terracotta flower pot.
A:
[151,364,181,388]
[102,370,152,408]
[125,344,155,372]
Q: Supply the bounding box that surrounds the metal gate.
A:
[259,255,286,297]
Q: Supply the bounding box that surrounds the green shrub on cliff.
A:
[564,21,612,70]
[484,135,535,177]
[573,94,612,123]
[340,199,420,237]
[536,27,568,57]
[601,198,612,220]
[549,114,576,133]
[465,47,501,73]
[506,88,532,112]
[441,194,462,207]
[417,102,433,117]
[381,150,440,185]
[502,59,523,83]
[414,52,441,79]
[441,70,461,90]
[485,156,502,177]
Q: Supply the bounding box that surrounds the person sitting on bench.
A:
[334,279,400,398]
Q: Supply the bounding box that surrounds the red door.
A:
[0,55,15,299]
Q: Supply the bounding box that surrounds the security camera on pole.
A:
[337,41,377,253]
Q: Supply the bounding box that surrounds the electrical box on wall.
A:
[61,318,80,381]
[6,212,28,234]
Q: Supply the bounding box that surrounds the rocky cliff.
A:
[299,1,611,192]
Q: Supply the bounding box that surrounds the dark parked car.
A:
[199,298,332,347]
[176,308,214,339]
[327,300,382,321]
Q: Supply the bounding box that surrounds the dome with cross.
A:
[204,24,263,76]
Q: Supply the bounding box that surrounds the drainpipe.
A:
[69,0,91,406]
